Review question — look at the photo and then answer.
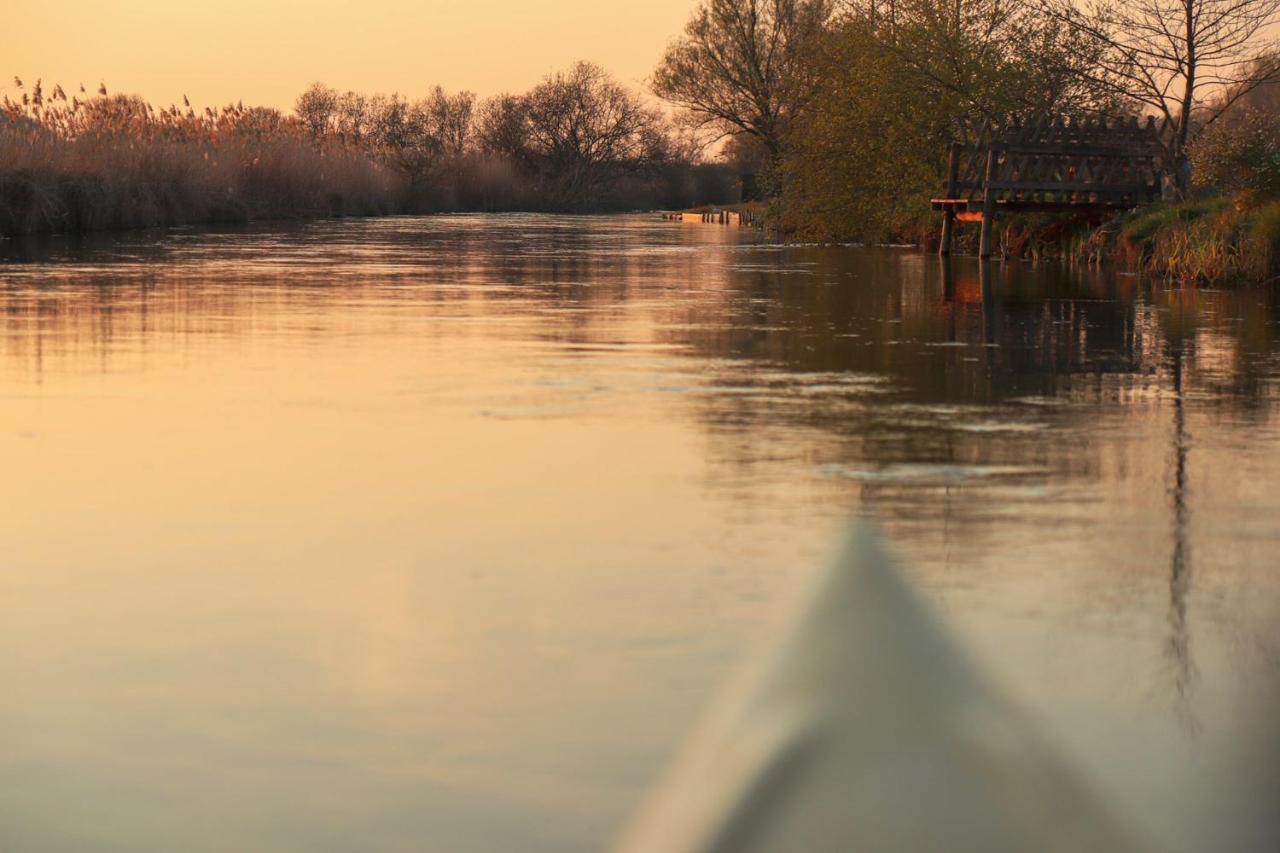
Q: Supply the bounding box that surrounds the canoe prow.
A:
[614,522,1145,853]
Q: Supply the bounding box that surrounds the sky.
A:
[7,0,698,110]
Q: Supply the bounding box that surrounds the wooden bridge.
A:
[933,116,1170,258]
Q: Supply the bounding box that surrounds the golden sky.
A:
[7,0,697,110]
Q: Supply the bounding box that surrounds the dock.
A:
[933,115,1170,258]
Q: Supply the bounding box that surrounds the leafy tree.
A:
[783,2,1117,240]
[841,0,1116,128]
[1191,53,1280,198]
[780,19,940,240]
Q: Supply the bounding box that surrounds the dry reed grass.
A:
[1098,196,1280,284]
[1,80,403,236]
[1,77,738,238]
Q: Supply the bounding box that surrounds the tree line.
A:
[291,62,728,211]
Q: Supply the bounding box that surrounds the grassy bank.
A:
[913,197,1279,286]
[1084,197,1280,284]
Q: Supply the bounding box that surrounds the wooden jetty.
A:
[661,208,764,228]
[934,116,1169,259]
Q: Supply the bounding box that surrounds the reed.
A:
[1,81,404,237]
[1,75,738,238]
[1090,196,1280,284]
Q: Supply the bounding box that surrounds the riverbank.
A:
[0,142,402,238]
[1083,197,1280,284]
[910,198,1280,286]
[0,149,742,240]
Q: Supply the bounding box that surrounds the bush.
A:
[1191,109,1280,199]
[1247,200,1280,262]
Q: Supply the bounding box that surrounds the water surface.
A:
[2,215,1278,851]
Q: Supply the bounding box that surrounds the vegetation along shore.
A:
[5,0,1280,283]
[0,64,737,236]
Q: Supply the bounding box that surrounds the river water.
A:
[1,215,1277,852]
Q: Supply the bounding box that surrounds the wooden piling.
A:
[979,147,999,260]
[939,142,961,256]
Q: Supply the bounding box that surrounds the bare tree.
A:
[365,94,438,185]
[475,94,531,162]
[335,91,373,143]
[294,83,339,139]
[1038,0,1280,193]
[652,0,833,158]
[423,86,476,158]
[524,61,661,204]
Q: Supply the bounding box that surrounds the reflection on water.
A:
[1167,342,1196,734]
[1,216,1278,852]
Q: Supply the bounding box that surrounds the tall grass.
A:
[1,84,403,236]
[1,77,739,238]
[1085,196,1280,284]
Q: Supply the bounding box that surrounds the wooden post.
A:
[979,146,999,260]
[938,209,954,257]
[979,260,995,346]
[938,141,961,256]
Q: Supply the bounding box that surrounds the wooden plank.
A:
[989,181,1154,193]
[997,143,1159,157]
[996,200,1153,212]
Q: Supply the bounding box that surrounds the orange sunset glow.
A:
[3,0,1280,850]
[7,0,697,108]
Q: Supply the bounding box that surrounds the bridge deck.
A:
[930,198,1140,213]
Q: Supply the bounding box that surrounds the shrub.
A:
[1246,201,1280,273]
[1191,109,1280,199]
